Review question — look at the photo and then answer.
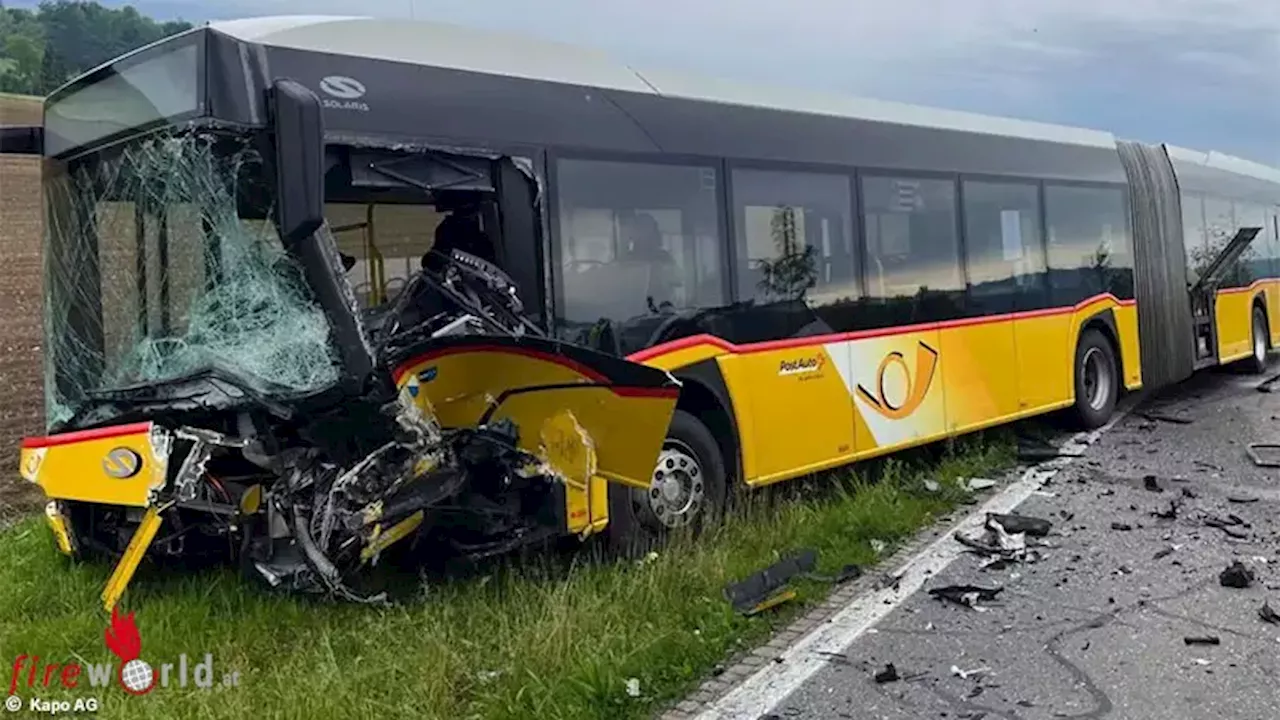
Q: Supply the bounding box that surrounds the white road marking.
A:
[695,408,1131,720]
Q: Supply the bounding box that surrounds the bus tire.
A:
[1245,305,1269,374]
[1072,327,1118,429]
[605,409,727,555]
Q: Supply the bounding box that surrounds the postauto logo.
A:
[778,354,826,376]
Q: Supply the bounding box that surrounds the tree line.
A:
[0,1,192,96]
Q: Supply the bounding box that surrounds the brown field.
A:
[0,94,44,517]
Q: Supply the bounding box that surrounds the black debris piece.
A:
[1153,547,1176,560]
[834,564,863,584]
[1256,372,1280,393]
[1205,515,1250,540]
[1219,561,1256,589]
[988,512,1053,537]
[1018,447,1069,462]
[1259,602,1280,625]
[1193,459,1223,471]
[880,573,903,592]
[1111,522,1133,531]
[724,549,817,615]
[1151,499,1181,520]
[967,685,985,699]
[1184,636,1221,646]
[1181,487,1199,499]
[929,584,1003,609]
[1246,443,1280,468]
[802,563,864,585]
[1227,495,1260,504]
[1143,475,1163,492]
[1139,411,1193,425]
[874,663,900,684]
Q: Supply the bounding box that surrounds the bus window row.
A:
[553,157,1136,353]
[1181,193,1280,288]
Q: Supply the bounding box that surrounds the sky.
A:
[13,0,1280,165]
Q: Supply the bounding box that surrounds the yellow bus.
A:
[4,16,1278,605]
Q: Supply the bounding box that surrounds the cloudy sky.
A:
[15,0,1280,164]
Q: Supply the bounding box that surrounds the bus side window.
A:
[860,174,963,326]
[1044,185,1134,306]
[962,179,1047,314]
[554,158,725,352]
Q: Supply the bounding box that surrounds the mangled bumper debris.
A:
[23,332,681,610]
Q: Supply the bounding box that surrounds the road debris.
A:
[870,539,888,555]
[951,665,990,680]
[1139,411,1193,425]
[963,477,998,491]
[802,563,864,585]
[1151,498,1182,520]
[1246,443,1280,468]
[1205,515,1250,540]
[1183,636,1221,646]
[1219,561,1256,589]
[1143,475,1163,492]
[1111,522,1133,531]
[929,584,1003,611]
[1255,371,1280,393]
[873,663,900,684]
[1227,495,1260,504]
[625,677,641,697]
[1259,602,1280,625]
[1181,487,1199,499]
[1153,546,1178,560]
[922,479,942,493]
[724,549,816,615]
[987,512,1053,537]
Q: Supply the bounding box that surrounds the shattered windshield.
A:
[42,132,342,427]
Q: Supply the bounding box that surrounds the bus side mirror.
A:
[268,79,325,245]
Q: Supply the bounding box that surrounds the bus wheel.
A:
[1245,306,1269,374]
[606,409,727,555]
[1072,328,1118,429]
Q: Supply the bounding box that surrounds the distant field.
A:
[0,93,44,516]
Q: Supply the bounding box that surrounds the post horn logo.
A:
[856,341,939,420]
[102,447,143,479]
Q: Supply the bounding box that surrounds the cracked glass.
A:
[41,132,342,427]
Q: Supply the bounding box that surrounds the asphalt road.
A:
[764,363,1280,720]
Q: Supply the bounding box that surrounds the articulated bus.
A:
[4,16,1279,570]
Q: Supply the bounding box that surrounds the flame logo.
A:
[104,608,156,695]
[856,341,939,420]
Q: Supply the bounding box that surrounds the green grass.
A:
[0,433,1013,720]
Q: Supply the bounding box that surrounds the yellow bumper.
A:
[20,422,175,610]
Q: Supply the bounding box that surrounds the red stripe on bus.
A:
[627,292,1135,363]
[392,345,679,399]
[22,421,153,449]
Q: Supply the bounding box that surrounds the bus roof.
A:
[209,15,1117,150]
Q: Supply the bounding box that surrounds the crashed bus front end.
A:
[15,34,680,610]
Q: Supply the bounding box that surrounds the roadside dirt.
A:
[0,94,46,517]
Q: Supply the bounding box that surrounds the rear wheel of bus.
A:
[1245,305,1269,374]
[605,409,728,555]
[1072,327,1118,429]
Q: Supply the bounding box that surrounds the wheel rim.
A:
[635,441,705,530]
[1255,314,1267,364]
[1082,346,1112,412]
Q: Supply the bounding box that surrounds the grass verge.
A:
[0,432,1014,720]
